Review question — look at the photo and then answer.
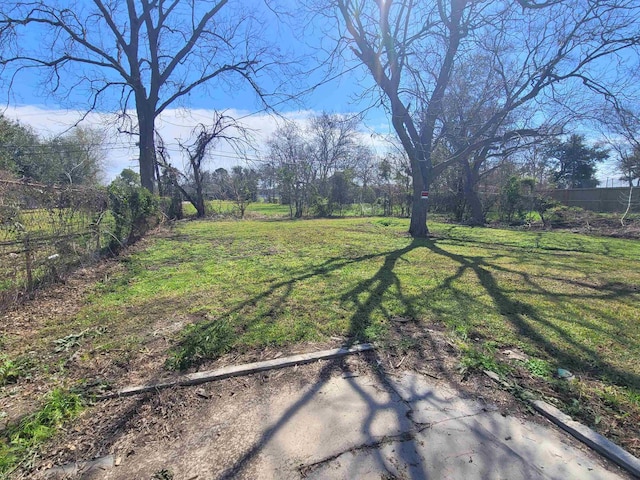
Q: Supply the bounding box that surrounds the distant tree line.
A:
[1,108,637,226]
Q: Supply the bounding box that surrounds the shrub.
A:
[108,169,159,249]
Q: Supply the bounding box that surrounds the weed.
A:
[153,469,174,480]
[0,354,22,386]
[53,326,106,353]
[0,389,84,476]
[524,358,552,378]
[459,346,509,376]
[166,319,235,370]
[452,324,469,341]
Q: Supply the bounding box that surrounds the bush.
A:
[545,205,588,228]
[108,169,159,249]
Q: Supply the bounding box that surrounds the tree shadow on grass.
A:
[63,233,639,477]
[168,232,639,394]
[168,247,413,370]
[422,239,640,392]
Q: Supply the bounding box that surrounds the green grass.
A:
[0,389,84,476]
[181,200,291,218]
[4,215,640,465]
[180,200,386,219]
[77,218,640,383]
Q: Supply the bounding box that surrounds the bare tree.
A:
[307,112,359,196]
[228,165,259,219]
[158,113,251,218]
[267,122,313,218]
[601,106,640,187]
[0,1,286,192]
[320,0,640,236]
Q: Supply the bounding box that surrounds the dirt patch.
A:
[8,320,523,479]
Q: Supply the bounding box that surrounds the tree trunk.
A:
[410,198,428,237]
[195,178,206,218]
[407,155,429,237]
[464,187,485,226]
[137,103,158,193]
[409,170,429,237]
[462,163,485,226]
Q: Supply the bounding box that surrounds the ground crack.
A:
[297,427,426,478]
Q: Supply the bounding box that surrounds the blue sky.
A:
[0,0,629,186]
[0,0,391,180]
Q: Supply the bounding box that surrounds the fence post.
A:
[24,234,34,297]
[95,221,101,252]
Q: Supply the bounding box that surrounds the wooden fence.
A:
[546,187,639,213]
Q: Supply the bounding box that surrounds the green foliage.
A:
[41,128,104,186]
[0,389,84,476]
[108,169,159,248]
[0,354,22,386]
[547,134,609,189]
[459,345,509,376]
[544,205,588,227]
[0,115,40,175]
[499,176,536,223]
[532,194,560,227]
[166,319,235,370]
[0,118,103,185]
[500,176,522,222]
[524,358,552,378]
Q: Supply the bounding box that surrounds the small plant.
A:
[153,469,174,480]
[452,324,469,341]
[458,346,508,376]
[524,358,552,378]
[0,389,84,476]
[53,326,106,353]
[0,354,21,386]
[166,319,235,370]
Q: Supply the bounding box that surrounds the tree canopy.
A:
[547,135,609,189]
[0,0,290,191]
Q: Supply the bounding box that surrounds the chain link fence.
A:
[0,176,112,309]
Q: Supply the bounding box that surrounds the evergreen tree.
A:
[547,135,609,189]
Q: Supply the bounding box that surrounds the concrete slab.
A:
[387,370,498,424]
[89,368,627,480]
[306,416,613,480]
[305,372,622,480]
[255,375,414,478]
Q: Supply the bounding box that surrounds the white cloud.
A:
[3,105,394,182]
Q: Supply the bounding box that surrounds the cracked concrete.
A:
[61,363,628,480]
[303,372,621,480]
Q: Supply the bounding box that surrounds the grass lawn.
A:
[181,200,292,218]
[2,216,640,473]
[82,218,640,402]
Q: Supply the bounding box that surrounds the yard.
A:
[1,215,639,475]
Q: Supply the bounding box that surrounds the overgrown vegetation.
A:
[107,169,159,249]
[0,168,162,310]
